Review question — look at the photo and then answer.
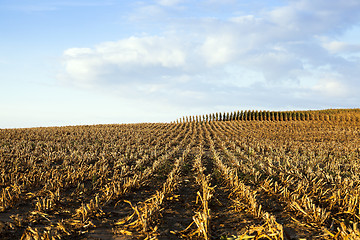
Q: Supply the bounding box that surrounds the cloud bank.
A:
[60,0,360,111]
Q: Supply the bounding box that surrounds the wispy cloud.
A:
[322,40,360,54]
[5,0,115,12]
[59,0,360,110]
[156,0,184,7]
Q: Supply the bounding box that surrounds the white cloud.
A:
[200,35,236,65]
[322,41,360,54]
[312,78,349,97]
[63,57,104,85]
[62,36,188,87]
[230,15,257,24]
[156,0,183,7]
[59,0,360,110]
[267,0,360,35]
[64,48,93,57]
[240,50,304,83]
[99,37,186,67]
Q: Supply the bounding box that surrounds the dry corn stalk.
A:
[20,226,62,240]
[73,195,103,223]
[180,149,214,240]
[0,185,21,211]
[115,153,187,238]
[208,134,283,239]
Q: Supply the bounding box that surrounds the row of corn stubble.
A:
[0,109,360,239]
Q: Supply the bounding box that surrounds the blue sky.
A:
[1,0,360,128]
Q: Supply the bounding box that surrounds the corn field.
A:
[1,109,360,239]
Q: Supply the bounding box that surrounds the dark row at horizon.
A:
[174,108,360,123]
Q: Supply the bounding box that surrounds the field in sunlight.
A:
[1,110,360,239]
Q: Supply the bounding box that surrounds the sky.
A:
[1,0,360,128]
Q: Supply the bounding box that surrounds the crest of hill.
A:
[174,109,360,123]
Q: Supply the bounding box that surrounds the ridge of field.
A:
[175,108,360,123]
[1,110,360,239]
